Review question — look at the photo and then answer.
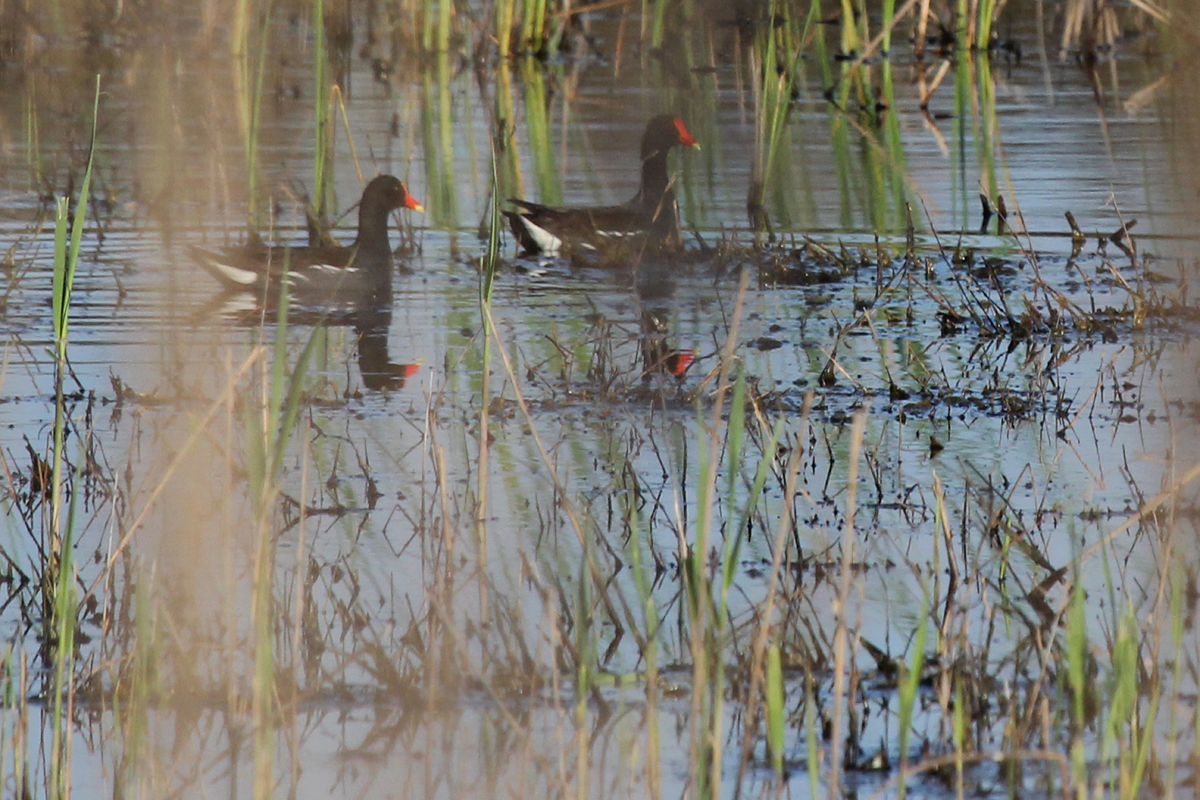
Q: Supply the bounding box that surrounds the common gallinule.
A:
[505,115,699,255]
[190,175,423,300]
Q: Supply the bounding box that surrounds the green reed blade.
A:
[476,147,500,622]
[437,53,458,222]
[23,78,43,187]
[976,55,999,212]
[952,47,972,227]
[420,69,439,216]
[1129,688,1158,800]
[650,0,668,49]
[544,0,565,55]
[52,84,99,346]
[879,62,912,225]
[483,147,501,303]
[1105,609,1137,762]
[251,25,271,231]
[976,0,996,49]
[573,542,592,799]
[896,592,928,800]
[830,82,854,228]
[261,255,319,485]
[420,51,460,227]
[518,0,534,52]
[882,0,896,52]
[620,468,661,798]
[725,366,746,505]
[251,527,275,800]
[438,0,454,52]
[624,493,654,639]
[955,0,970,51]
[766,644,783,777]
[232,0,274,230]
[495,60,523,199]
[49,470,80,800]
[1167,562,1184,792]
[838,0,860,54]
[805,674,819,799]
[812,0,831,85]
[1066,570,1087,785]
[575,546,591,702]
[751,0,796,227]
[269,251,292,447]
[522,60,560,205]
[496,0,515,56]
[52,200,70,343]
[331,87,364,184]
[725,418,783,606]
[530,0,546,51]
[314,0,333,219]
[272,327,319,481]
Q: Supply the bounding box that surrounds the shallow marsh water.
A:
[1,1,1200,798]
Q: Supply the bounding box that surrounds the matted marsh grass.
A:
[1,0,1200,798]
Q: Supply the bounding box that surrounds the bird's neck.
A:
[355,206,393,254]
[637,148,671,211]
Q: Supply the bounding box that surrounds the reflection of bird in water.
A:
[632,263,695,380]
[505,115,699,255]
[189,175,422,301]
[638,307,695,379]
[352,303,420,392]
[193,298,420,393]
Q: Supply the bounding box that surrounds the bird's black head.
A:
[363,174,424,214]
[641,114,700,159]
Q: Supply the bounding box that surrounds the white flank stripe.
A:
[518,216,563,254]
[286,264,353,286]
[212,261,260,286]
